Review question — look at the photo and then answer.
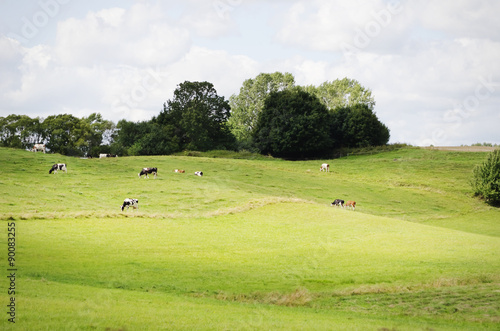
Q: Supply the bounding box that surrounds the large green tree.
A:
[84,113,116,156]
[228,72,295,148]
[0,113,117,156]
[0,115,43,149]
[253,89,333,159]
[43,114,93,156]
[155,81,235,152]
[304,78,376,111]
[331,104,390,148]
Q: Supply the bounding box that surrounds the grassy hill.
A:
[0,147,499,330]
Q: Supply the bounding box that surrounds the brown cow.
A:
[345,201,356,211]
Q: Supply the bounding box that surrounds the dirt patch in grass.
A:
[195,288,314,307]
[200,282,500,324]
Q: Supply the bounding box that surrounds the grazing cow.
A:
[139,167,158,179]
[32,144,46,153]
[49,163,67,174]
[99,153,117,158]
[194,171,203,177]
[320,163,329,172]
[121,198,139,211]
[174,169,185,173]
[345,201,356,210]
[331,199,344,207]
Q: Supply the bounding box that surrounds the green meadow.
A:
[0,147,499,330]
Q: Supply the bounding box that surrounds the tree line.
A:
[0,72,390,159]
[0,113,115,156]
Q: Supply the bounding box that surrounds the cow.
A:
[174,169,185,173]
[320,163,329,172]
[139,167,158,179]
[345,201,356,210]
[331,199,344,207]
[121,198,139,211]
[194,171,203,177]
[49,163,67,174]
[99,154,117,158]
[32,144,46,153]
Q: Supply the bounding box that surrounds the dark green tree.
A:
[0,115,25,148]
[253,88,333,159]
[331,104,390,148]
[113,119,181,156]
[155,81,235,152]
[136,122,180,156]
[112,119,142,153]
[472,149,500,205]
[228,72,295,148]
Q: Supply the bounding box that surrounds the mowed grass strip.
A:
[4,279,483,331]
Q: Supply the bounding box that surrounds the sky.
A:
[1,0,499,146]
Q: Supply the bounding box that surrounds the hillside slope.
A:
[1,147,498,236]
[1,147,499,330]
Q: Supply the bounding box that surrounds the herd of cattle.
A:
[45,158,355,212]
[46,161,205,212]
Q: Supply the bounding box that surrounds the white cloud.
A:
[54,4,191,67]
[414,0,500,41]
[179,2,240,38]
[275,0,407,53]
[167,47,258,96]
[0,37,24,91]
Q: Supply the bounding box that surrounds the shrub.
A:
[471,149,500,205]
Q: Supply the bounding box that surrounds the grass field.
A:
[0,147,499,330]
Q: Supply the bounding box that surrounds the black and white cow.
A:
[121,198,139,211]
[331,199,344,207]
[139,167,157,179]
[99,153,117,158]
[32,143,46,153]
[49,163,67,174]
[194,171,203,177]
